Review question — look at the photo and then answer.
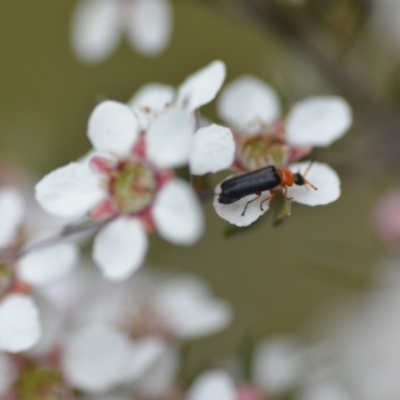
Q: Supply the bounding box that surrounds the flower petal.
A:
[129,83,175,112]
[189,124,235,175]
[154,276,232,338]
[253,336,305,395]
[146,108,195,168]
[0,353,16,395]
[177,61,226,111]
[188,370,237,400]
[153,179,204,245]
[88,101,140,156]
[124,337,166,381]
[134,345,179,398]
[70,0,122,65]
[62,324,131,393]
[0,294,41,353]
[286,96,352,147]
[217,75,281,132]
[128,83,175,129]
[0,188,24,248]
[127,0,173,56]
[18,238,78,286]
[35,162,105,217]
[93,217,148,281]
[287,162,341,206]
[213,179,271,227]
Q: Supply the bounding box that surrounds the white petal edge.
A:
[134,345,180,398]
[127,0,173,56]
[0,188,24,248]
[146,108,195,168]
[0,294,41,353]
[153,179,204,245]
[253,336,305,395]
[286,96,352,147]
[70,0,122,65]
[287,162,341,206]
[18,239,78,286]
[35,162,105,217]
[0,353,16,395]
[124,337,166,381]
[213,179,272,227]
[177,60,226,111]
[93,217,148,281]
[188,370,237,400]
[62,324,131,393]
[128,83,175,129]
[217,75,281,132]
[129,83,175,112]
[154,276,232,338]
[189,124,235,175]
[88,100,140,156]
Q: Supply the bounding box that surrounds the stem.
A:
[18,218,114,257]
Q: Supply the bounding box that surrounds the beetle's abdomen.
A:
[218,166,281,204]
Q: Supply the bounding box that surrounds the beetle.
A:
[217,161,317,216]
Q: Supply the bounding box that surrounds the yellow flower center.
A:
[110,163,157,214]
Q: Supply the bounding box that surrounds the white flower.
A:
[56,267,232,394]
[70,0,173,64]
[36,98,234,280]
[218,75,352,147]
[0,188,78,352]
[128,60,228,129]
[214,161,341,227]
[188,369,237,400]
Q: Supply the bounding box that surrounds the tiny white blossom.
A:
[50,267,232,394]
[0,187,78,353]
[218,75,352,149]
[128,61,235,175]
[36,84,234,279]
[70,0,173,64]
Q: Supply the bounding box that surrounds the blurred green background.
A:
[0,0,391,374]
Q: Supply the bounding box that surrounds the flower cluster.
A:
[35,61,235,280]
[0,58,356,399]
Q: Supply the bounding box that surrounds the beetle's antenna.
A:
[302,158,318,190]
[303,158,316,178]
[304,180,318,190]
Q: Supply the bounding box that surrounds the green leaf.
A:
[272,197,292,227]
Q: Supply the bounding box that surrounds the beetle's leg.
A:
[260,190,275,211]
[283,186,293,201]
[241,192,262,216]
